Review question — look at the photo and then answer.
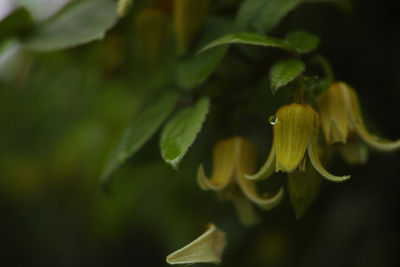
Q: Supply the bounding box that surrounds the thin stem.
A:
[313,54,335,81]
[293,77,305,104]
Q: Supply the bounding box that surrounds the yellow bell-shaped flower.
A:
[174,0,210,54]
[197,136,284,225]
[318,82,400,152]
[246,104,350,183]
[136,9,168,68]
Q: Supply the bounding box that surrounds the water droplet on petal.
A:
[269,115,278,125]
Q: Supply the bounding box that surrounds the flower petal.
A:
[166,223,227,265]
[244,144,276,181]
[317,82,349,144]
[237,173,284,210]
[236,136,258,174]
[236,138,283,210]
[288,161,322,219]
[308,109,350,182]
[328,117,347,144]
[237,137,283,210]
[341,83,400,152]
[308,143,350,183]
[197,138,238,190]
[275,104,314,172]
[337,140,368,165]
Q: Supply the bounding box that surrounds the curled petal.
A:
[197,138,239,190]
[341,83,400,152]
[308,142,350,183]
[244,144,276,181]
[237,173,284,210]
[197,165,213,190]
[354,124,400,152]
[237,138,283,210]
[308,109,350,182]
[236,137,283,211]
[166,223,227,265]
[275,104,314,172]
[197,164,230,191]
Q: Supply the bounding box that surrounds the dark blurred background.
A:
[1,0,400,266]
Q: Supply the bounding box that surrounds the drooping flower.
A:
[317,82,400,152]
[136,9,168,67]
[197,136,284,225]
[245,103,350,183]
[174,0,211,54]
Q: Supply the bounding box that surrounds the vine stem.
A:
[293,77,305,104]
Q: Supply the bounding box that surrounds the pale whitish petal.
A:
[341,83,400,152]
[166,224,227,265]
[244,145,276,181]
[308,142,350,183]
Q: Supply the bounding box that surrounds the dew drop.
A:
[268,115,278,125]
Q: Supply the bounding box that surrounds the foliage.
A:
[1,0,400,266]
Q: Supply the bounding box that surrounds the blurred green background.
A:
[1,0,400,266]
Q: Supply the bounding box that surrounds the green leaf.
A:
[288,164,322,219]
[303,0,353,13]
[18,0,71,21]
[236,0,302,33]
[306,55,334,96]
[313,54,334,81]
[101,91,179,189]
[285,30,320,53]
[176,46,227,90]
[305,77,331,97]
[198,32,293,54]
[160,97,209,169]
[176,16,234,90]
[269,59,305,94]
[0,7,33,42]
[22,0,118,51]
